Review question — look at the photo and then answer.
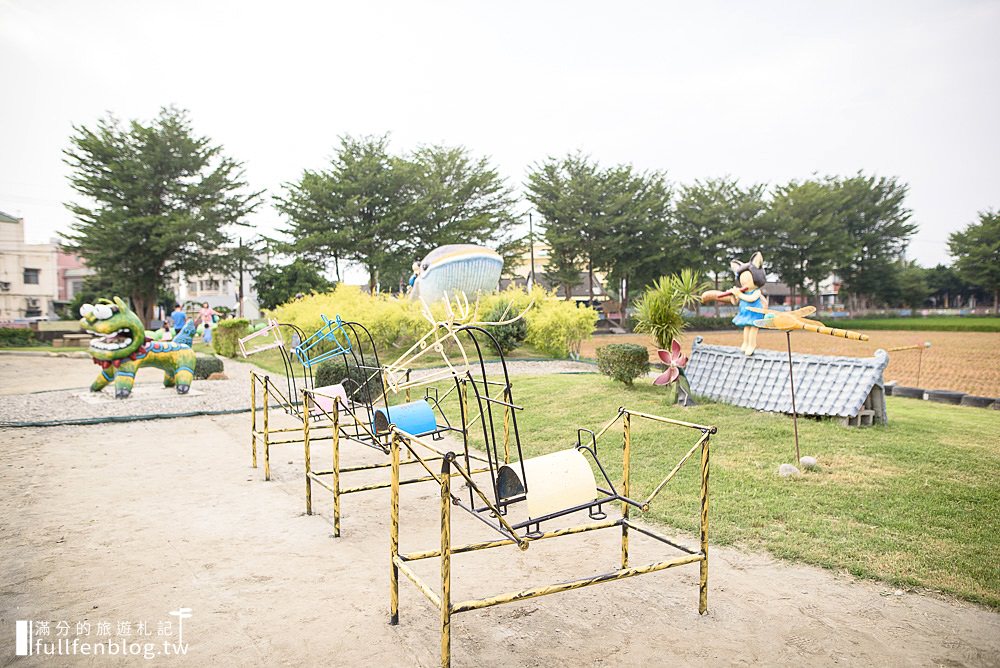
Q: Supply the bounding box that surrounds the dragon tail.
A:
[174,320,197,347]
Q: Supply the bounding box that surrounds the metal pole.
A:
[303,392,312,514]
[786,332,801,464]
[333,399,341,537]
[440,455,453,668]
[528,212,536,289]
[250,372,257,468]
[390,434,400,626]
[238,237,244,318]
[621,412,631,569]
[263,375,271,481]
[699,435,710,614]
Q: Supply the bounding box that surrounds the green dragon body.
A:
[80,297,197,399]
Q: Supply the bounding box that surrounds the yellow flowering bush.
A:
[267,283,598,359]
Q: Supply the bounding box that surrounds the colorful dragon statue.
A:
[79,297,197,399]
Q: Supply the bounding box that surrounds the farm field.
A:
[583,329,1000,397]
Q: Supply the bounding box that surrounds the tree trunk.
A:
[367,265,377,294]
[995,288,999,315]
[620,275,629,328]
[587,257,594,307]
[713,273,720,317]
[132,292,155,328]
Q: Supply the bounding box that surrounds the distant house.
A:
[56,248,95,304]
[0,211,58,321]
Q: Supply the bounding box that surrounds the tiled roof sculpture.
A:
[685,336,889,424]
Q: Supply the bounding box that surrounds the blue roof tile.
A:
[685,336,889,421]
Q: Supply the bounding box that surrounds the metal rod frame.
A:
[389,409,715,667]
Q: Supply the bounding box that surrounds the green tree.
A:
[833,173,916,310]
[526,154,674,306]
[673,177,767,312]
[949,210,1000,313]
[253,258,333,310]
[893,260,930,308]
[405,145,518,259]
[526,154,608,301]
[602,166,675,311]
[278,136,518,293]
[276,134,416,293]
[926,263,968,309]
[63,107,262,322]
[765,179,849,306]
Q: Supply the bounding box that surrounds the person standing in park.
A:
[198,302,218,327]
[170,304,187,336]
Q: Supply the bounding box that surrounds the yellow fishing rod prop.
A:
[746,305,869,467]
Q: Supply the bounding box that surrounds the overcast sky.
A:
[1,0,998,271]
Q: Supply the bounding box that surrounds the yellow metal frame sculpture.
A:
[388,408,716,667]
[299,382,491,537]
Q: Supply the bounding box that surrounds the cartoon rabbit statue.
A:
[701,251,768,356]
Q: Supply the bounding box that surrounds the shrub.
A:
[483,300,528,354]
[194,354,224,379]
[526,297,598,358]
[596,343,650,385]
[269,284,428,353]
[268,283,598,361]
[633,270,708,349]
[212,318,251,357]
[0,327,35,347]
[315,358,385,401]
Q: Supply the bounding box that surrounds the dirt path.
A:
[2,411,998,666]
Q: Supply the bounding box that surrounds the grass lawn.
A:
[430,373,1000,608]
[836,316,1000,332]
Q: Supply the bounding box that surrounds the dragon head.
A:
[79,296,145,362]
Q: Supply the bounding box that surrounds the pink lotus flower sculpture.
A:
[653,340,695,406]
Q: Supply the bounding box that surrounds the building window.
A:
[23,268,40,284]
[69,280,84,297]
[201,279,220,291]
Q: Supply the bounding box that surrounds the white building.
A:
[175,270,260,319]
[0,211,58,321]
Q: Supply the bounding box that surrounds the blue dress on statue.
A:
[732,290,764,327]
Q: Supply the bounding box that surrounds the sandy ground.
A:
[2,407,999,667]
[584,330,1000,397]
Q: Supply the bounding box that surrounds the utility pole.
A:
[238,237,245,318]
[528,212,536,290]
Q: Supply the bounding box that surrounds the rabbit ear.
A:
[751,251,764,268]
[730,259,742,273]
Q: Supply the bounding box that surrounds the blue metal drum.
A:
[373,400,437,436]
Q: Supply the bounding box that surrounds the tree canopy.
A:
[63,107,262,322]
[275,135,518,292]
[949,210,1000,313]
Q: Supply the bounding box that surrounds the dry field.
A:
[583,329,1000,398]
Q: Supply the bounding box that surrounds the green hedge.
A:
[0,328,35,347]
[484,300,528,354]
[194,354,225,379]
[212,318,251,357]
[596,343,649,385]
[315,359,385,401]
[684,315,733,331]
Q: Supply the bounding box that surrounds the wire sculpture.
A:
[388,406,717,666]
[237,319,285,358]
